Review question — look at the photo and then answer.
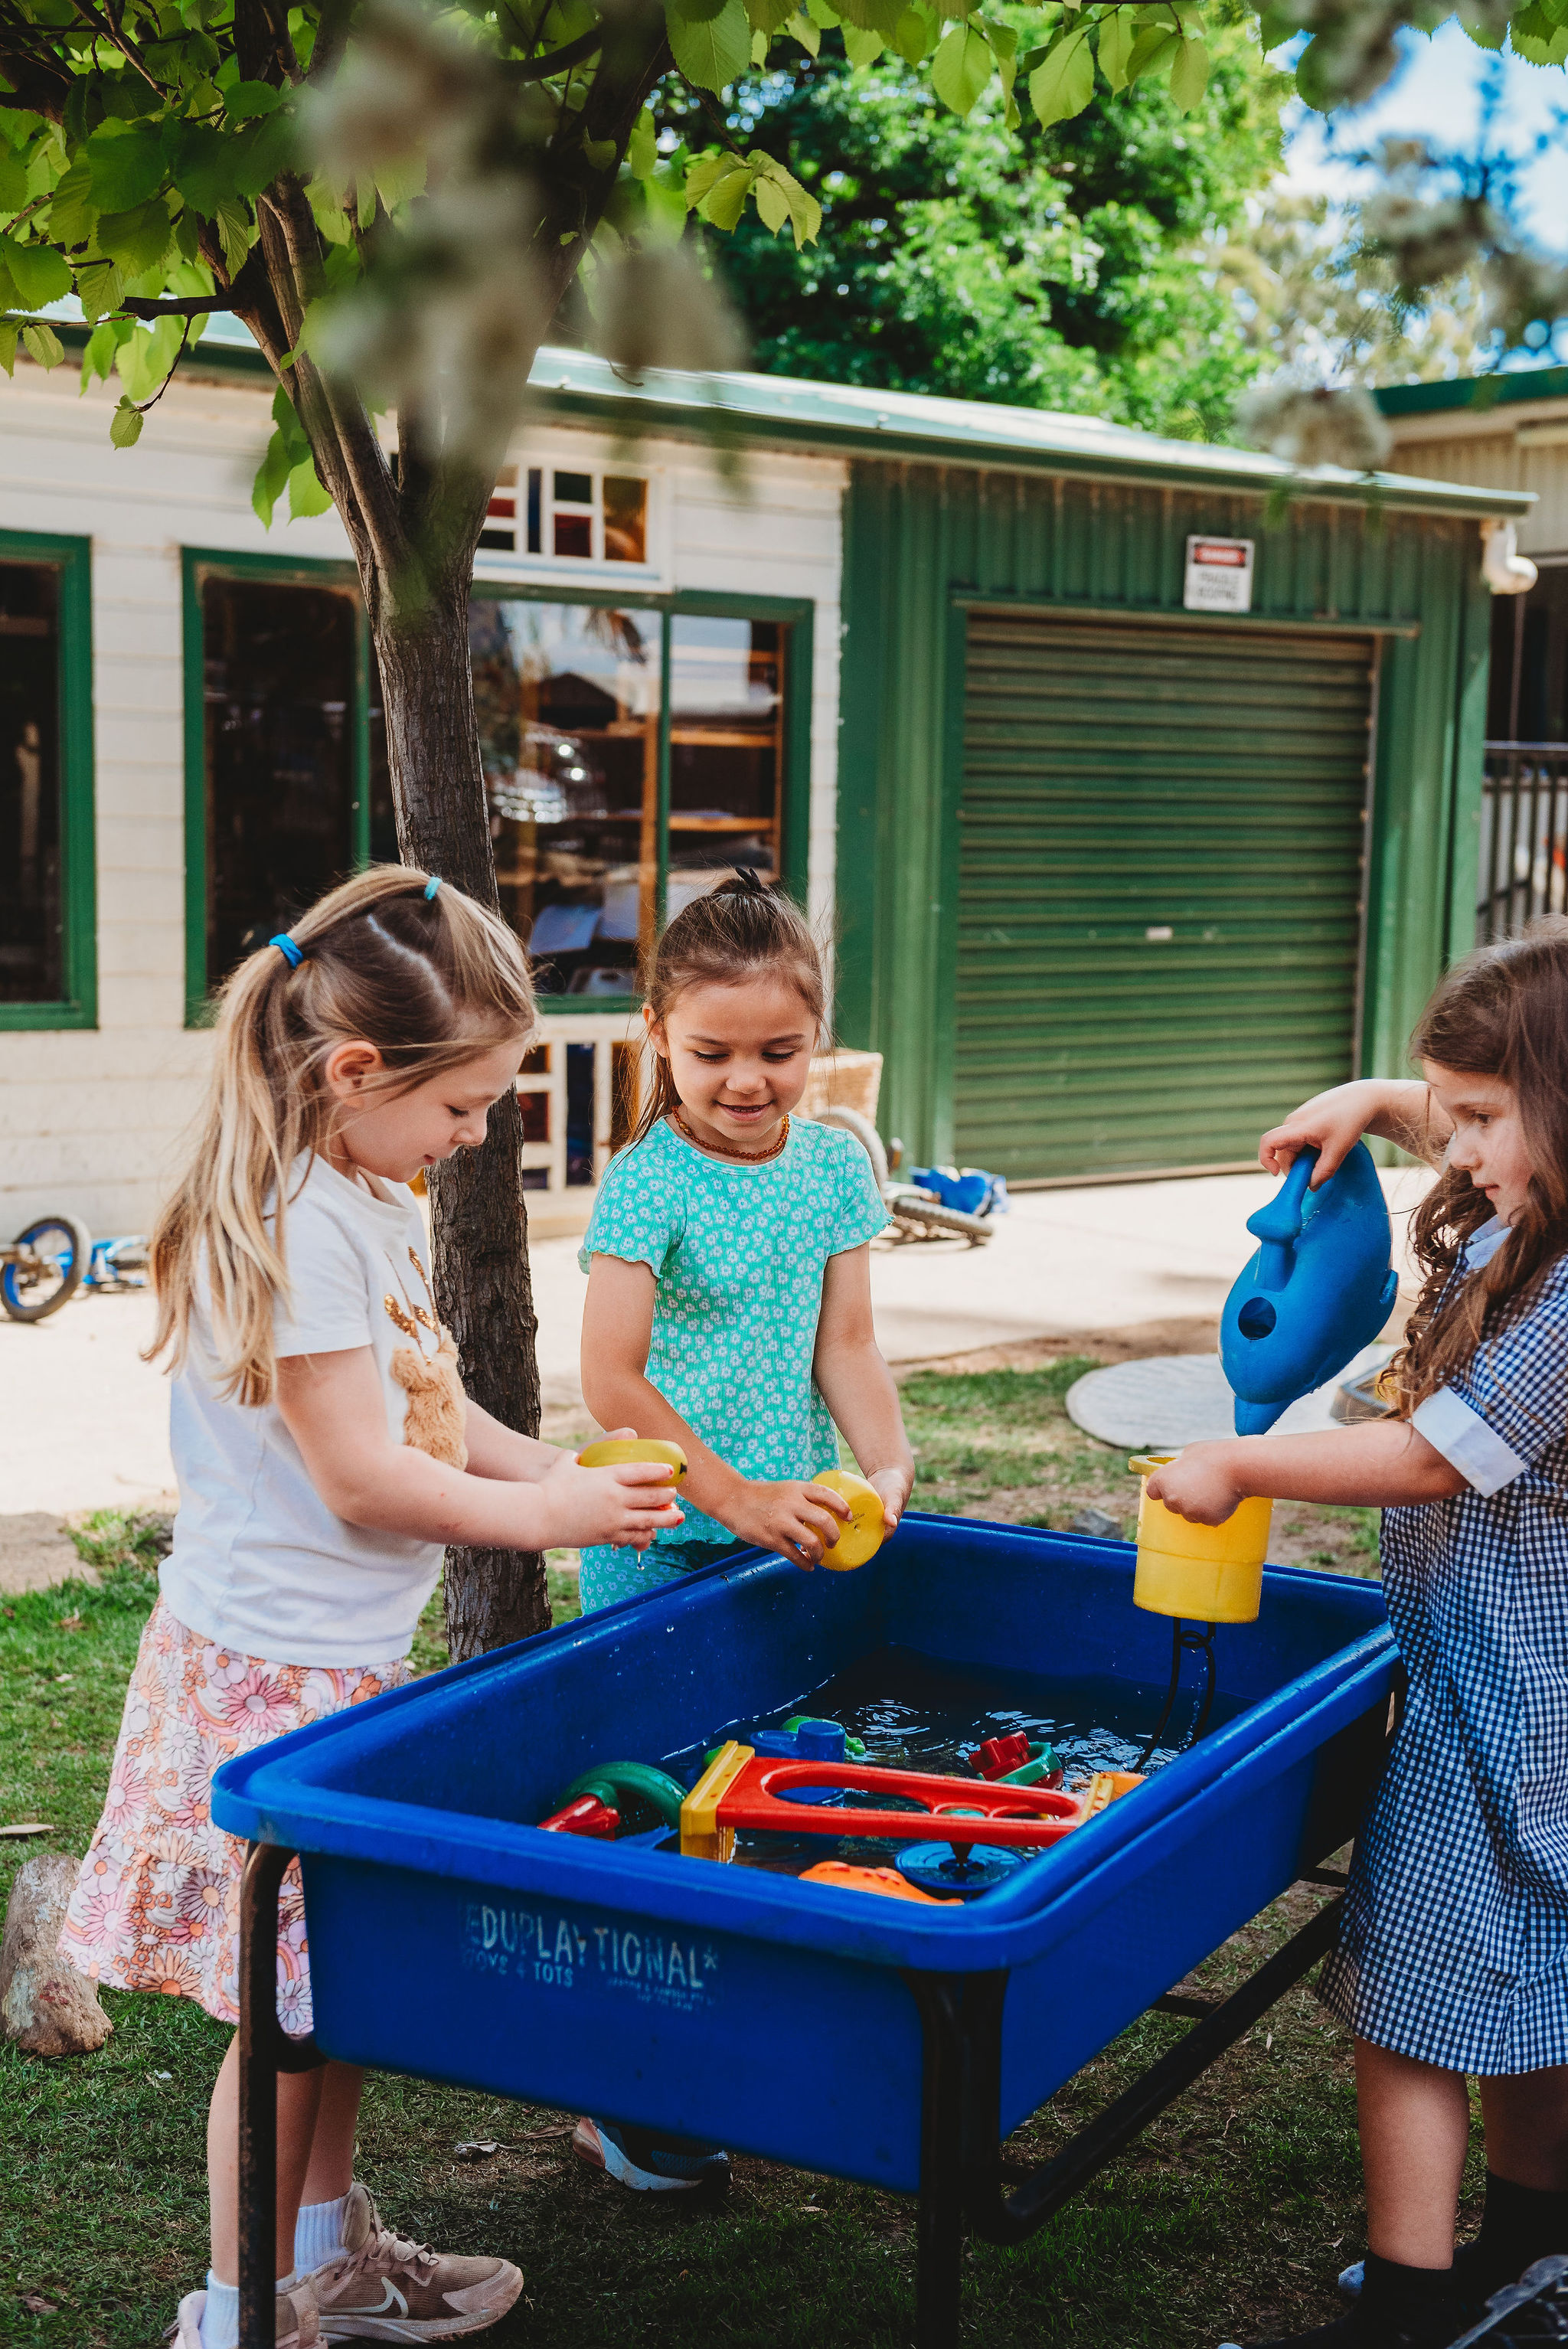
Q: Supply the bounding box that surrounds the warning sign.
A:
[1184,536,1255,613]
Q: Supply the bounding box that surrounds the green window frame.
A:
[181,547,374,1026]
[468,583,815,1013]
[0,530,96,1032]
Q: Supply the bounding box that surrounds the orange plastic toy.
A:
[680,1742,1137,1862]
[799,1861,961,1906]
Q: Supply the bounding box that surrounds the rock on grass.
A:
[1,1851,113,2057]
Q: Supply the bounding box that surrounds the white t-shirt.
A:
[158,1156,449,1668]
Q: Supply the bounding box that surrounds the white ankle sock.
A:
[294,2191,350,2273]
[199,2274,239,2349]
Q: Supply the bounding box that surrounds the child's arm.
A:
[1259,1078,1448,1184]
[276,1348,684,1551]
[1145,1420,1466,1523]
[812,1243,915,1534]
[580,1253,853,1567]
[462,1406,570,1482]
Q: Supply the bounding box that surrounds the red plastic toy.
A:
[537,1793,619,1838]
[681,1743,1130,1862]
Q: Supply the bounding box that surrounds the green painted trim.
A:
[1374,368,1568,420]
[930,596,970,1164]
[1446,563,1494,962]
[832,471,884,1054]
[0,530,95,1032]
[954,594,1423,639]
[181,545,361,1024]
[655,608,672,932]
[781,602,813,907]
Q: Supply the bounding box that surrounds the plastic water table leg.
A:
[237,1841,327,2349]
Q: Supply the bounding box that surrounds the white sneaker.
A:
[167,2278,319,2347]
[310,2181,522,2341]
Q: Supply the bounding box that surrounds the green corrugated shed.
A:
[835,459,1515,1181]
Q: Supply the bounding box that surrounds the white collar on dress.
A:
[1461,1215,1511,1271]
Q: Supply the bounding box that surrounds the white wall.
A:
[1386,403,1568,557]
[0,352,847,1240]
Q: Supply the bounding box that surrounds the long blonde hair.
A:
[149,865,536,1406]
[1391,917,1568,1410]
[630,871,826,1147]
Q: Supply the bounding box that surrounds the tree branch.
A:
[66,0,162,92]
[505,28,603,82]
[122,294,237,317]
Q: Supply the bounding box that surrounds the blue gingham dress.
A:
[1319,1221,1568,2073]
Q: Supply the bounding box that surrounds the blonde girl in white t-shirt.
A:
[60,866,681,2349]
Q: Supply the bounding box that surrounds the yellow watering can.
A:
[1128,1454,1272,1627]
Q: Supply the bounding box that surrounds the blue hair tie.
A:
[423,876,443,900]
[270,933,303,969]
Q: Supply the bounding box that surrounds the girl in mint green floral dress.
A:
[569,874,916,2200]
[577,874,915,1609]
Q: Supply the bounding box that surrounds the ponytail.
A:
[148,864,536,1406]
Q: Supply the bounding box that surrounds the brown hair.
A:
[1391,916,1568,1410]
[629,871,825,1146]
[149,865,536,1406]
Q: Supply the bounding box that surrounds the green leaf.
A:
[21,319,64,368]
[1168,31,1208,106]
[583,136,616,168]
[0,237,70,306]
[980,16,1017,101]
[286,455,333,519]
[214,200,254,276]
[931,20,994,110]
[1256,4,1297,45]
[842,22,885,61]
[787,8,822,50]
[665,0,752,87]
[172,123,243,217]
[251,423,292,526]
[117,313,185,400]
[830,0,903,31]
[93,200,174,276]
[227,78,282,119]
[745,0,798,28]
[1515,21,1568,54]
[893,6,929,58]
[0,144,27,212]
[75,258,123,319]
[85,120,166,213]
[670,0,730,25]
[47,156,95,244]
[1027,25,1093,122]
[271,381,312,462]
[109,393,144,447]
[0,321,16,377]
[626,106,658,179]
[1096,5,1135,90]
[702,157,755,229]
[1124,24,1180,80]
[750,152,822,243]
[1291,29,1334,109]
[233,109,295,198]
[80,315,130,387]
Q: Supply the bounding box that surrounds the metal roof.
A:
[66,312,1530,517]
[1376,367,1568,421]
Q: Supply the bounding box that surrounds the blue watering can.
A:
[1219,1142,1399,1436]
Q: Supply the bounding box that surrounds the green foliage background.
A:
[655,29,1289,433]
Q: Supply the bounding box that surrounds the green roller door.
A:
[956,613,1377,1180]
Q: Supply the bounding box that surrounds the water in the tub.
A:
[660,1645,1244,1876]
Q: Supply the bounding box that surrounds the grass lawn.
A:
[1,1360,1471,2348]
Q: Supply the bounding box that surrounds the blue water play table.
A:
[214,1514,1396,2347]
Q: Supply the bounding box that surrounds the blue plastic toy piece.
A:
[1220,1142,1399,1437]
[752,1717,847,1803]
[897,1840,1031,1900]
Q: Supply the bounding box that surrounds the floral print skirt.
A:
[60,1596,409,2034]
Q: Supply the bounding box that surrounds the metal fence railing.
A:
[1478,745,1568,943]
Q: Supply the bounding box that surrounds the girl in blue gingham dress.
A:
[1147,923,1568,2349]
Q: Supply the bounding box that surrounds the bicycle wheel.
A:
[811,1104,890,1189]
[1,1213,91,1323]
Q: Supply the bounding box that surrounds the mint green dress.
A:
[577,1116,889,1609]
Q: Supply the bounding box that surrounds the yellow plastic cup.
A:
[577,1437,688,1485]
[813,1469,885,1570]
[1128,1452,1272,1625]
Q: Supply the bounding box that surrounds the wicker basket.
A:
[798,1050,883,1125]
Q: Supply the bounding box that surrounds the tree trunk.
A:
[373,593,551,1660]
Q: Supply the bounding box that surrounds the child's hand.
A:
[1143,1445,1246,1527]
[867,1466,911,1534]
[538,1449,684,1552]
[1259,1080,1397,1187]
[728,1479,850,1569]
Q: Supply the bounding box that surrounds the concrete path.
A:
[0,1163,1433,1521]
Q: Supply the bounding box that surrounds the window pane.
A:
[0,561,62,1004]
[554,472,593,505]
[603,478,647,564]
[471,600,660,996]
[554,513,592,559]
[203,579,359,989]
[666,616,786,920]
